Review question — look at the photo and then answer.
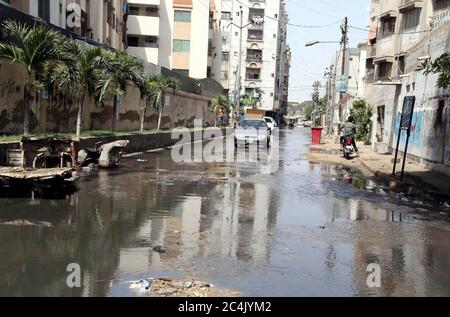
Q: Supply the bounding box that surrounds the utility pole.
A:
[237,6,244,117]
[324,65,334,134]
[339,17,348,124]
[312,81,321,126]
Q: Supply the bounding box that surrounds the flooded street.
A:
[1,127,450,297]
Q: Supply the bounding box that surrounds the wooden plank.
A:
[0,167,74,180]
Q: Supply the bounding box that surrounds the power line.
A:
[234,0,341,29]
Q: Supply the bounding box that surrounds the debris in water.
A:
[137,159,148,163]
[153,246,167,254]
[129,279,153,293]
[148,278,237,297]
[444,202,450,209]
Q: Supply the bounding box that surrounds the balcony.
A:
[127,15,159,37]
[248,29,264,42]
[127,46,159,65]
[399,0,424,13]
[128,0,161,6]
[246,49,263,62]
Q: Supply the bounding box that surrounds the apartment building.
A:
[125,0,217,80]
[218,0,290,113]
[0,0,126,50]
[363,0,450,175]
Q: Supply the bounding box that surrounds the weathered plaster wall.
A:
[0,59,216,135]
[392,22,450,176]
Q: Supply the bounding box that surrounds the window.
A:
[248,29,263,41]
[127,36,139,47]
[246,68,261,80]
[173,40,190,52]
[144,36,158,48]
[221,11,232,20]
[222,52,230,61]
[377,62,392,80]
[174,69,189,76]
[174,10,191,22]
[38,0,50,22]
[397,55,405,76]
[129,6,140,15]
[146,6,159,17]
[380,17,396,36]
[403,9,421,30]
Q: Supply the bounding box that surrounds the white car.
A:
[264,117,278,133]
[235,119,271,148]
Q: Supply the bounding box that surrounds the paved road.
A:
[0,127,449,296]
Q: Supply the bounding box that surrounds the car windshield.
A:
[240,121,267,129]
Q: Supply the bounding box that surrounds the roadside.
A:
[306,136,450,199]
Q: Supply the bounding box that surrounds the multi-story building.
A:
[363,0,450,175]
[125,0,218,80]
[1,0,126,50]
[217,0,290,114]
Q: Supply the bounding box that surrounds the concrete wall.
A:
[392,21,450,176]
[0,127,230,165]
[0,59,216,135]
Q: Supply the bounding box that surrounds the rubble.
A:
[141,278,239,297]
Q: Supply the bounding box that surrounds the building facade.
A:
[125,0,218,80]
[217,0,290,113]
[1,0,126,50]
[363,0,450,175]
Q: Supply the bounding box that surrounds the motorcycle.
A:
[342,136,354,160]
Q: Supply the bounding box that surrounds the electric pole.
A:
[324,65,334,134]
[312,81,321,127]
[339,17,348,124]
[237,6,244,117]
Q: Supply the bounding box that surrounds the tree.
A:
[144,75,180,131]
[0,20,63,135]
[96,50,145,131]
[303,102,313,120]
[49,41,105,137]
[240,88,264,109]
[419,53,450,89]
[350,99,373,144]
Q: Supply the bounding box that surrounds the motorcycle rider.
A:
[340,116,359,157]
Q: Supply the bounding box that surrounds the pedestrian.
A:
[218,107,225,127]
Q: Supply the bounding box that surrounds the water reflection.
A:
[0,128,449,297]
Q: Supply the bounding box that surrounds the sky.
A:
[285,0,371,103]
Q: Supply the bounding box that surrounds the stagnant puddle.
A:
[0,128,450,296]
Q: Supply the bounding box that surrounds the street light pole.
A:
[237,6,244,117]
[339,17,348,124]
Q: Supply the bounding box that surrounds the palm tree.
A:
[146,75,180,131]
[136,76,151,133]
[49,41,105,137]
[0,20,63,135]
[96,50,145,132]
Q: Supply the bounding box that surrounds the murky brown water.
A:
[1,128,450,297]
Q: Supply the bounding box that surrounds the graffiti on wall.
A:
[394,111,424,156]
[0,79,17,98]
